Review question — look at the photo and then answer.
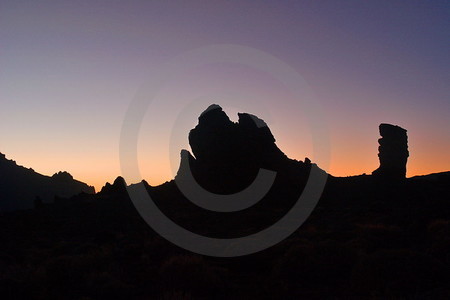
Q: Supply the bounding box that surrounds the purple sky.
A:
[1,1,449,190]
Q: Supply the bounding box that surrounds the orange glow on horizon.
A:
[4,147,449,193]
[3,110,449,193]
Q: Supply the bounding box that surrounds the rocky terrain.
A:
[0,153,95,212]
[0,105,449,299]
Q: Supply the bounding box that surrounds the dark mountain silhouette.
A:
[99,176,127,195]
[0,153,95,211]
[0,105,449,299]
[410,171,450,182]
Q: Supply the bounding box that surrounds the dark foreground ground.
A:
[1,172,449,299]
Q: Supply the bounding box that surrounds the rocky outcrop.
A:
[176,104,320,194]
[152,104,327,238]
[52,171,74,181]
[0,153,95,211]
[100,176,127,195]
[372,123,409,180]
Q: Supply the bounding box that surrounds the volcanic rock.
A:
[372,123,409,180]
[177,104,318,194]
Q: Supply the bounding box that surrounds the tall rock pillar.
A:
[372,123,409,180]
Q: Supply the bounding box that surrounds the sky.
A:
[1,0,449,191]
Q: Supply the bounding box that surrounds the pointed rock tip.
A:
[113,176,126,185]
[200,104,223,117]
[180,149,194,158]
[197,104,231,126]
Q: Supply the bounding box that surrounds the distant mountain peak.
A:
[0,152,94,211]
[52,171,74,181]
[99,176,127,195]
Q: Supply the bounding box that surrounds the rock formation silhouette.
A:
[178,104,317,195]
[99,176,127,195]
[372,123,409,180]
[154,104,327,237]
[1,106,450,299]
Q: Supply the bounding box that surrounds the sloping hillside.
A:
[0,153,95,211]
